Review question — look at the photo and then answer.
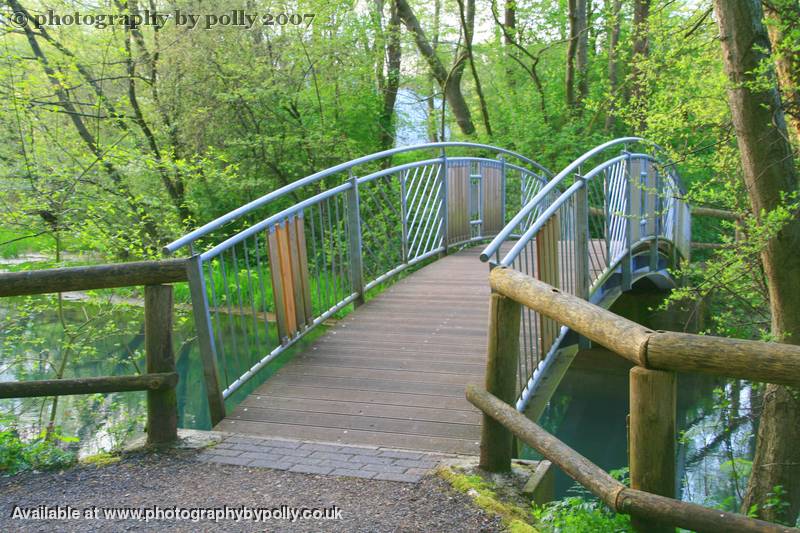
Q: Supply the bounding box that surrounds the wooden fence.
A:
[0,260,188,446]
[476,266,800,533]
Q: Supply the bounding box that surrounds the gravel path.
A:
[0,449,502,532]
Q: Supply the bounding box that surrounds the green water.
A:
[0,289,321,457]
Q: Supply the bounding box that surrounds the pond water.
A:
[0,289,319,457]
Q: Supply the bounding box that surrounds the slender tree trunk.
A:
[457,0,492,136]
[504,0,517,85]
[764,0,800,143]
[604,0,622,132]
[714,0,800,525]
[566,0,579,108]
[378,1,402,151]
[576,0,589,107]
[631,0,651,133]
[395,0,476,135]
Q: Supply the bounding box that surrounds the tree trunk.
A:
[604,0,622,132]
[457,0,492,136]
[764,0,800,143]
[379,1,402,151]
[395,0,476,135]
[714,0,800,525]
[576,0,589,107]
[631,0,651,133]
[566,0,578,108]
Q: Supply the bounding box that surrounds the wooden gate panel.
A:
[481,163,503,236]
[446,163,470,245]
[536,213,561,354]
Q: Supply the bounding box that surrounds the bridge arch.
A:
[168,138,691,427]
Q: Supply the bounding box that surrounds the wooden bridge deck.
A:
[216,246,490,455]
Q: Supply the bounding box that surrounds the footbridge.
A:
[165,138,691,455]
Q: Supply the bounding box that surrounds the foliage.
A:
[0,418,77,475]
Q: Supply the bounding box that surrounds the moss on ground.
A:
[437,466,539,533]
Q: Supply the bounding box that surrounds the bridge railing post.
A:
[622,152,633,291]
[346,170,365,307]
[145,284,179,446]
[186,256,226,426]
[650,165,661,272]
[400,170,409,262]
[440,148,449,255]
[479,291,520,472]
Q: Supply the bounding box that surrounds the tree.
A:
[604,0,622,131]
[764,0,800,143]
[714,0,800,524]
[566,0,588,110]
[395,0,476,135]
[631,0,651,132]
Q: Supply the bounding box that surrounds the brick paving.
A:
[197,435,447,483]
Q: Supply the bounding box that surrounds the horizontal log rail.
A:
[0,373,177,399]
[467,386,794,533]
[691,206,741,221]
[0,259,189,297]
[489,267,800,387]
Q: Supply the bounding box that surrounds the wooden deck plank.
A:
[218,245,490,455]
[238,396,481,425]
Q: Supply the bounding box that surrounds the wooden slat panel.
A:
[447,163,470,244]
[481,163,503,236]
[537,214,561,354]
[266,216,313,343]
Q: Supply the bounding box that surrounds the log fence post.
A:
[629,366,676,533]
[145,284,178,446]
[479,292,520,472]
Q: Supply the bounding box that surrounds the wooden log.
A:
[467,386,794,533]
[490,268,652,366]
[145,285,178,446]
[479,293,520,472]
[629,367,676,533]
[647,332,800,387]
[617,489,794,533]
[691,207,740,221]
[0,373,178,399]
[691,242,727,250]
[0,259,189,297]
[468,384,625,509]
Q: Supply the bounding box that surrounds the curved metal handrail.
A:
[165,142,552,254]
[480,137,686,263]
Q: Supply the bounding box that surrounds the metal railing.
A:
[480,137,691,414]
[166,142,552,424]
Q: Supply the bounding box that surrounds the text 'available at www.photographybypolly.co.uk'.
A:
[9,504,343,523]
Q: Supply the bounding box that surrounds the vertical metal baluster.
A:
[326,197,338,307]
[218,251,238,383]
[231,245,252,367]
[206,258,228,387]
[253,231,271,346]
[318,201,330,311]
[242,237,260,351]
[309,203,322,316]
[400,170,409,263]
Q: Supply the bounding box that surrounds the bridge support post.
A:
[479,293,520,472]
[186,256,226,426]
[574,174,591,349]
[440,148,449,256]
[346,172,365,307]
[622,153,633,291]
[145,284,178,446]
[629,366,676,533]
